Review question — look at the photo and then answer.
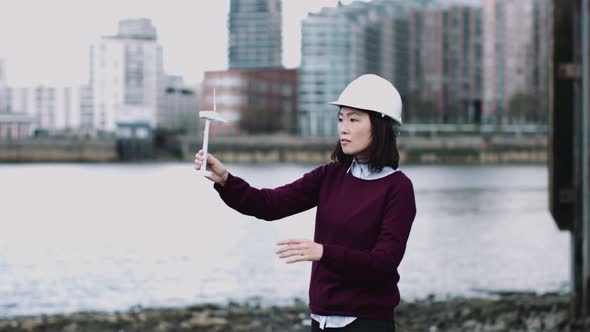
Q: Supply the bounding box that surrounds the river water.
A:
[0,162,569,317]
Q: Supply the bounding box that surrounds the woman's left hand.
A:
[276,238,323,264]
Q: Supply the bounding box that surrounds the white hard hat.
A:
[330,74,403,125]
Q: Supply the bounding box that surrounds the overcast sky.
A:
[0,0,360,87]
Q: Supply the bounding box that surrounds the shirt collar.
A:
[346,157,399,180]
[346,158,356,174]
[346,157,369,176]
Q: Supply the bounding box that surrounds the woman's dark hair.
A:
[331,108,400,172]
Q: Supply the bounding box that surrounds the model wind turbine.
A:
[197,88,226,177]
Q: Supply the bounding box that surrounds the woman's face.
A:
[338,107,372,160]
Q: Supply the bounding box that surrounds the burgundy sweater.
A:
[213,161,416,319]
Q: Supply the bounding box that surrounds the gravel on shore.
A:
[1,292,588,332]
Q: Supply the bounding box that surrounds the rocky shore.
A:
[1,292,588,332]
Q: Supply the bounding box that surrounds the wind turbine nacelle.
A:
[199,111,226,123]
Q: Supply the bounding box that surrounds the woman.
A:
[195,74,416,332]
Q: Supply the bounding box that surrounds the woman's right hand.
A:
[194,150,229,186]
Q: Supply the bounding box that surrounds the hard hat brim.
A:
[329,101,403,125]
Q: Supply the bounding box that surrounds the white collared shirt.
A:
[345,157,399,180]
[310,159,399,329]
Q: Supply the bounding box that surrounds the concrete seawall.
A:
[0,139,118,162]
[180,135,548,164]
[0,135,548,164]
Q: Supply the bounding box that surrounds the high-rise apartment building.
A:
[0,60,34,139]
[298,0,548,135]
[409,4,483,124]
[482,0,549,124]
[90,18,163,136]
[228,0,282,69]
[2,86,82,134]
[298,0,420,136]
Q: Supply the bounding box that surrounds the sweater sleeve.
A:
[212,163,329,221]
[319,177,417,282]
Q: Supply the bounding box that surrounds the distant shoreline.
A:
[0,292,583,332]
[0,134,547,164]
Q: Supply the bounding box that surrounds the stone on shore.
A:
[1,293,589,332]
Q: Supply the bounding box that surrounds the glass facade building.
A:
[298,0,481,136]
[298,0,549,135]
[228,0,282,70]
[298,1,419,137]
